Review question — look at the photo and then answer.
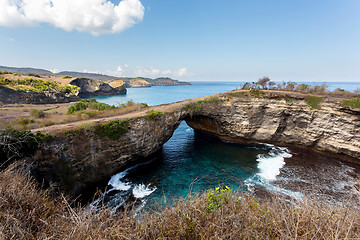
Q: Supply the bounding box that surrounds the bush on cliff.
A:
[305,95,323,109]
[341,97,360,109]
[94,119,130,140]
[145,110,164,120]
[0,127,53,167]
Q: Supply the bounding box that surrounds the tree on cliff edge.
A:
[257,77,270,89]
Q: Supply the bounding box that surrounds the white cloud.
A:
[116,65,123,73]
[8,37,15,42]
[134,66,188,78]
[175,67,188,77]
[0,0,145,35]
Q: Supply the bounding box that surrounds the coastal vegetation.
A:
[342,97,360,109]
[94,119,130,140]
[0,75,79,93]
[145,110,164,120]
[66,99,115,115]
[0,165,358,239]
[305,95,323,109]
[0,128,52,166]
[0,99,148,131]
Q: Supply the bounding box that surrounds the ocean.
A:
[92,82,360,211]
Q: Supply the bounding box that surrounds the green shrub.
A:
[66,102,87,115]
[30,109,45,118]
[88,102,115,111]
[94,119,130,140]
[14,86,35,92]
[0,76,12,85]
[145,110,164,120]
[249,88,264,96]
[206,186,231,214]
[285,98,294,103]
[0,71,12,74]
[62,75,72,79]
[204,97,222,103]
[305,95,323,109]
[341,98,360,109]
[27,73,41,78]
[12,117,35,127]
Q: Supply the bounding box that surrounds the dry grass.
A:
[0,163,359,239]
[0,102,148,131]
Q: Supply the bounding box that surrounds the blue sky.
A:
[0,0,360,82]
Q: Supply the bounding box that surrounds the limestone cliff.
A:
[185,92,360,160]
[70,78,126,97]
[31,112,183,196]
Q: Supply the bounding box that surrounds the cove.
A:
[93,120,359,212]
[89,82,360,211]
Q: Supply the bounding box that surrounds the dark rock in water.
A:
[70,78,126,97]
[0,86,80,104]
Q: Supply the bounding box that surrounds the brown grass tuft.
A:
[0,164,359,239]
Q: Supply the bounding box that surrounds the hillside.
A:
[0,72,126,104]
[0,66,191,87]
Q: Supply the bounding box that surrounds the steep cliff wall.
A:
[70,78,126,97]
[185,93,360,160]
[31,111,183,196]
[0,86,80,104]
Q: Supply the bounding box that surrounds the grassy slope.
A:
[0,163,359,239]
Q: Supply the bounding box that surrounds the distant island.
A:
[0,66,191,88]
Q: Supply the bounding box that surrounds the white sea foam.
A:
[133,184,156,198]
[108,170,131,191]
[244,144,301,199]
[256,145,292,181]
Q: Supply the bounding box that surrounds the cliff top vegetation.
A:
[0,71,79,93]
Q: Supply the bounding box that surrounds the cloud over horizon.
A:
[111,65,189,78]
[0,0,145,35]
[134,66,188,78]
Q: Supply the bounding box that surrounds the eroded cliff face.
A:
[70,78,126,97]
[0,86,80,104]
[186,94,360,160]
[31,111,183,196]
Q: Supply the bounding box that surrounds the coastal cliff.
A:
[186,93,360,160]
[0,73,127,104]
[70,78,126,97]
[31,112,183,195]
[29,91,360,196]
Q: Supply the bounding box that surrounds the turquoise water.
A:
[94,81,360,107]
[92,82,360,211]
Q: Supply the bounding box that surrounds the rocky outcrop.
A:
[185,93,360,160]
[70,78,126,97]
[30,91,360,196]
[0,86,80,104]
[31,112,183,196]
